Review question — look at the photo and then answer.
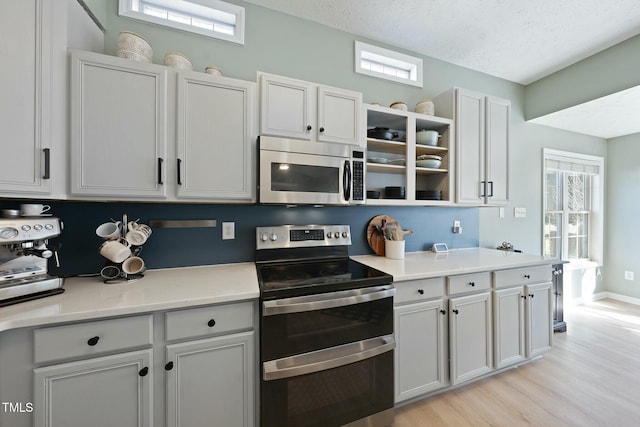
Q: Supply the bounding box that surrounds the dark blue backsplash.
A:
[0,200,478,277]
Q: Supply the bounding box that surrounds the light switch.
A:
[514,207,527,218]
[222,222,235,240]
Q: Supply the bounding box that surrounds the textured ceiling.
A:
[245,0,640,138]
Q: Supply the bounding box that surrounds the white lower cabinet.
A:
[33,349,153,427]
[525,282,553,357]
[394,299,448,402]
[165,331,255,427]
[449,292,493,385]
[493,287,526,369]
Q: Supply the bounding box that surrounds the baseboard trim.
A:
[573,291,640,306]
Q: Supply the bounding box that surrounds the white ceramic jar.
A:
[117,31,153,63]
[164,52,193,70]
[416,99,435,115]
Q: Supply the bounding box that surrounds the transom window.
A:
[355,41,423,87]
[543,149,604,264]
[119,0,245,44]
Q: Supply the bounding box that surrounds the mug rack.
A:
[100,213,149,283]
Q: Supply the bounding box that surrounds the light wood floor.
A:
[394,299,640,426]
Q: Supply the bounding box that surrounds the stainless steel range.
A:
[0,217,64,306]
[256,224,395,427]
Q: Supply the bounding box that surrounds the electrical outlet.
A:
[222,222,235,240]
[625,271,634,281]
[453,220,462,234]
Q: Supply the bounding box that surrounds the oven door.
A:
[259,148,351,205]
[261,285,394,360]
[261,335,395,427]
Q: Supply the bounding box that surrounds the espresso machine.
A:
[0,216,64,306]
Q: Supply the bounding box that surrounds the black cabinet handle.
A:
[164,361,174,371]
[468,282,475,287]
[524,274,531,279]
[157,158,164,185]
[138,367,149,377]
[440,309,446,315]
[87,336,100,346]
[417,289,424,295]
[480,181,486,197]
[452,309,459,315]
[319,127,325,132]
[488,181,494,197]
[521,295,527,299]
[207,318,216,327]
[306,125,312,131]
[42,148,51,179]
[529,293,535,298]
[177,158,182,185]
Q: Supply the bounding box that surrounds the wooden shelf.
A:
[366,163,406,174]
[416,167,448,175]
[367,138,407,154]
[416,145,448,156]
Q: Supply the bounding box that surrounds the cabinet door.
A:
[0,0,51,195]
[317,86,362,145]
[33,349,153,427]
[176,74,255,200]
[166,331,254,427]
[259,74,314,140]
[70,51,167,198]
[455,88,485,204]
[525,282,553,357]
[449,292,492,385]
[493,287,526,369]
[485,96,510,205]
[394,299,447,403]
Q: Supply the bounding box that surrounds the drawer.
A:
[394,277,445,305]
[34,315,153,364]
[447,272,491,295]
[493,265,552,288]
[165,301,254,341]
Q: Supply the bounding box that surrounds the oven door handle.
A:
[262,285,394,316]
[263,335,395,381]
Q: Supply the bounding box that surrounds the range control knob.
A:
[44,224,54,230]
[269,233,278,242]
[333,232,340,238]
[21,225,31,231]
[342,231,349,238]
[326,232,333,239]
[34,224,43,231]
[260,233,269,242]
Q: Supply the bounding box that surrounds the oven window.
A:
[261,296,393,361]
[261,350,393,427]
[271,163,339,193]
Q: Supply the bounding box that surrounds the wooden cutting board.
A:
[366,214,398,256]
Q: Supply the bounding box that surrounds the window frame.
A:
[542,149,604,265]
[354,41,423,87]
[118,0,245,45]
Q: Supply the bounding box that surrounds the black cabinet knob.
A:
[87,336,100,346]
[417,289,424,295]
[524,274,531,279]
[306,125,312,131]
[207,318,216,327]
[164,361,174,371]
[469,282,475,287]
[521,295,527,299]
[529,293,535,298]
[319,127,325,132]
[138,367,149,377]
[440,309,446,315]
[452,309,459,315]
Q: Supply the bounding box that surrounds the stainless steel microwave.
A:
[258,136,365,205]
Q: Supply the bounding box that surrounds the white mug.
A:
[125,222,152,246]
[20,204,51,216]
[122,256,145,275]
[99,240,131,263]
[100,264,122,280]
[96,221,122,240]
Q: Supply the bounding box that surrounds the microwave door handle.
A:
[262,285,395,316]
[343,160,351,201]
[263,335,395,381]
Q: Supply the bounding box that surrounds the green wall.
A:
[98,1,611,293]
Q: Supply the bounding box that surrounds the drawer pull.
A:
[529,293,535,299]
[165,361,174,371]
[521,295,527,299]
[524,274,531,279]
[138,367,149,377]
[87,336,100,346]
[468,282,475,287]
[207,318,216,327]
[307,125,312,131]
[452,309,459,315]
[440,309,446,315]
[417,289,424,295]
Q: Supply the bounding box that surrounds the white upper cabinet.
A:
[70,51,168,198]
[0,0,102,198]
[259,72,363,146]
[176,73,256,200]
[435,87,510,205]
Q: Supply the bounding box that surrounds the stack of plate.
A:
[416,154,442,168]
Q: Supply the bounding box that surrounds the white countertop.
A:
[352,247,556,282]
[0,263,259,333]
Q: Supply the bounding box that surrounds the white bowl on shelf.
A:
[117,31,153,63]
[164,52,192,70]
[416,159,442,168]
